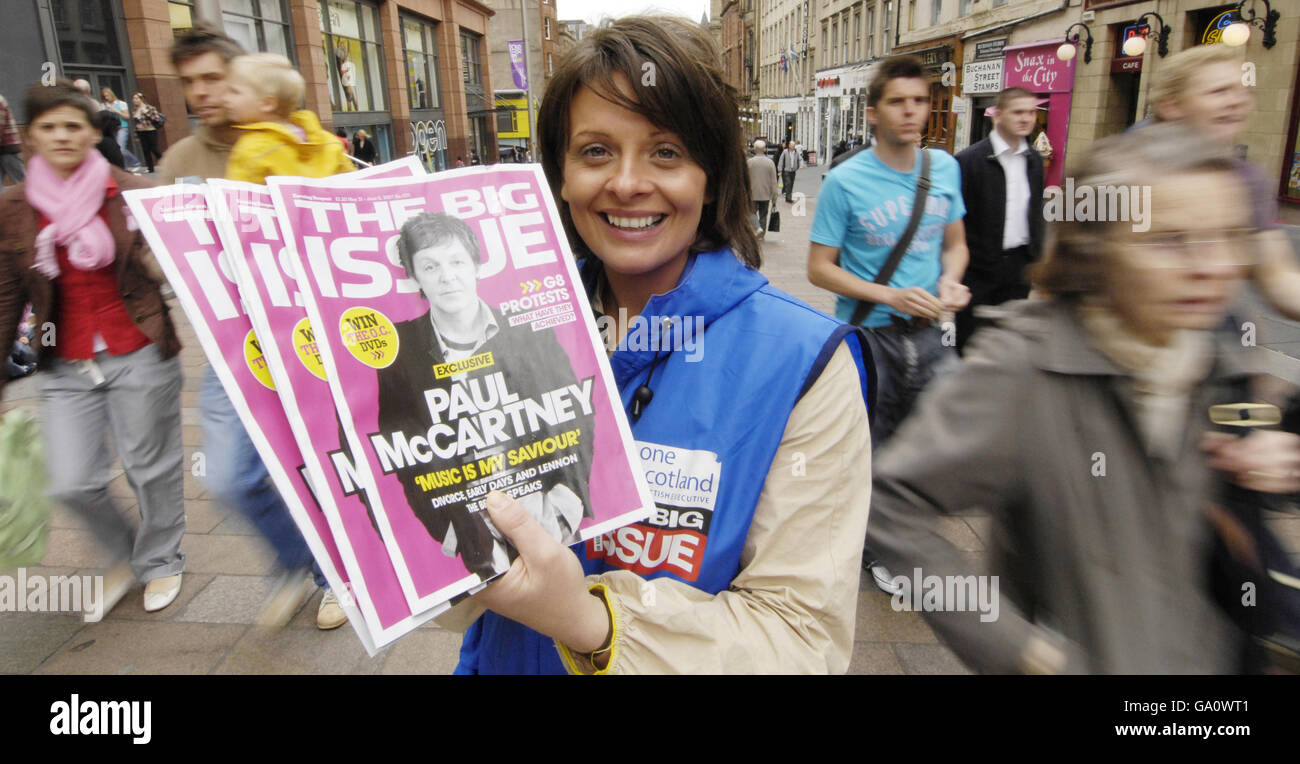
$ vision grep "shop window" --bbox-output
[402,15,441,110]
[221,0,292,60]
[169,1,194,38]
[52,0,123,66]
[321,0,386,113]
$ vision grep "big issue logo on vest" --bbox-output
[585,441,721,581]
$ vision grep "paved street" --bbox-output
[2,162,1299,675]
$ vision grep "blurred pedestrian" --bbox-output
[351,128,376,165]
[158,27,347,630]
[94,111,126,169]
[808,55,969,594]
[0,81,186,620]
[869,122,1268,673]
[954,87,1045,351]
[777,139,800,203]
[131,93,165,174]
[1144,43,1300,321]
[335,127,351,156]
[0,93,25,186]
[469,149,481,165]
[747,139,777,239]
[99,87,141,170]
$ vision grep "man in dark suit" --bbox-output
[954,87,1045,351]
[376,213,595,581]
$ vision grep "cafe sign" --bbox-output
[1003,41,1075,94]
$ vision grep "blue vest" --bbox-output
[455,249,871,674]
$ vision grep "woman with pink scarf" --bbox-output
[0,82,186,620]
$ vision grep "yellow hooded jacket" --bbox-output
[225,110,354,185]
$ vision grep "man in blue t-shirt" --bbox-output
[808,55,971,593]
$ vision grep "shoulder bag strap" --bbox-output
[847,149,932,327]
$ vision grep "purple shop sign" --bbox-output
[1002,40,1075,94]
[508,40,528,90]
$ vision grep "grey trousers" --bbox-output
[38,344,186,582]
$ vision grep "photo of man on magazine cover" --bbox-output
[376,212,595,581]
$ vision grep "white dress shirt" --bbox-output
[990,130,1031,251]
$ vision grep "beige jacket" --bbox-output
[439,342,872,673]
[747,154,779,202]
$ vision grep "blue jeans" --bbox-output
[200,370,326,587]
[861,323,959,449]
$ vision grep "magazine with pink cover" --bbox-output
[121,182,393,652]
[267,166,654,611]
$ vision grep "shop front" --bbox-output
[321,0,393,163]
[1002,39,1075,188]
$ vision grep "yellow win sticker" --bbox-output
[293,317,328,380]
[244,329,276,390]
[340,307,399,369]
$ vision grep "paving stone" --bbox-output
[210,510,259,536]
[214,624,377,674]
[894,642,974,675]
[39,528,118,569]
[847,640,905,675]
[0,612,89,673]
[379,628,462,675]
[854,571,938,644]
[34,621,245,674]
[183,498,231,535]
[180,534,277,576]
[173,574,274,624]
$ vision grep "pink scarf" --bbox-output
[24,151,116,279]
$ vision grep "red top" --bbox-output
[43,178,151,360]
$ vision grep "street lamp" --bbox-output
[1224,0,1281,49]
[1057,23,1093,64]
[1121,12,1171,57]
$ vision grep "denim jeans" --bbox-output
[861,324,959,449]
[200,370,325,586]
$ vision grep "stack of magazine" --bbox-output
[123,158,654,654]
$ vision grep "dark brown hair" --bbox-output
[537,15,760,268]
[397,212,481,278]
[867,55,925,108]
[24,80,97,126]
[996,87,1036,110]
[1031,122,1243,300]
[169,23,245,68]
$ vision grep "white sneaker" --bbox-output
[316,588,347,630]
[867,561,901,595]
[142,573,183,612]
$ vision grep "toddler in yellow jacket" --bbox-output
[221,53,354,184]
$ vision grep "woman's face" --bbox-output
[100,89,112,103]
[27,105,96,177]
[132,94,142,107]
[1104,170,1251,342]
[560,74,709,288]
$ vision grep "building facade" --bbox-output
[481,0,555,160]
[2,0,498,175]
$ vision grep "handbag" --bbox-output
[148,108,166,128]
[847,149,931,326]
[0,410,49,571]
[768,208,781,233]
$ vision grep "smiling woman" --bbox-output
[441,15,877,675]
